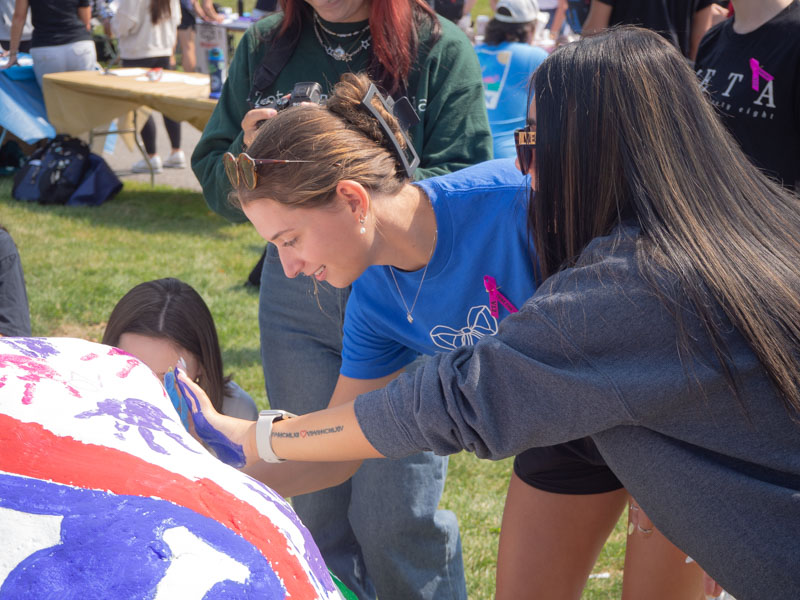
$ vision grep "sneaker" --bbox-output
[163,150,186,169]
[132,155,163,173]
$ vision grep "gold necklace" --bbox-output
[388,223,438,325]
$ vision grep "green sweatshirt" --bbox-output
[191,13,493,222]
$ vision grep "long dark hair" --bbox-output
[102,278,229,412]
[531,26,800,414]
[151,0,172,25]
[275,0,440,94]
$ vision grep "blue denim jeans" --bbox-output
[259,244,467,600]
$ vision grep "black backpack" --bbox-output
[12,135,91,205]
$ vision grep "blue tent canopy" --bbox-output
[0,55,56,144]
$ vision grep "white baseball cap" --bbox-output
[494,0,540,24]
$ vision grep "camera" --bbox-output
[265,82,323,111]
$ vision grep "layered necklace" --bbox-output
[388,203,438,324]
[313,13,371,62]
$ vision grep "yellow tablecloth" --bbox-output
[42,68,217,144]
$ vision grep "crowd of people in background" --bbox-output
[1,0,799,599]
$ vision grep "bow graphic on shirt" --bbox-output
[429,306,498,350]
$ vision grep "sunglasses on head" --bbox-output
[223,152,313,190]
[514,125,536,175]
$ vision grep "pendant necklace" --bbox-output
[313,13,371,62]
[388,213,438,325]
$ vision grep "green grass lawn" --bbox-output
[0,177,627,598]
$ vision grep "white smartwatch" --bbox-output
[256,409,297,463]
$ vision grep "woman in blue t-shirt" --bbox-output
[188,71,540,597]
[224,68,537,509]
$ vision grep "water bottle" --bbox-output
[208,47,225,99]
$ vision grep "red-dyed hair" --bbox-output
[277,0,440,94]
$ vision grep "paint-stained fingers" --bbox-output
[173,368,250,468]
[174,367,213,416]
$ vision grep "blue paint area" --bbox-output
[2,337,60,359]
[175,372,246,468]
[0,473,286,599]
[164,370,192,431]
[75,397,200,456]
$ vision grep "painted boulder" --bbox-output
[0,337,341,599]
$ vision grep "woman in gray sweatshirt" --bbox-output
[173,26,800,599]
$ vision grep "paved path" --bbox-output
[98,113,205,192]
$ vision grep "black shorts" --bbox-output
[513,437,623,495]
[121,56,171,69]
[178,4,196,30]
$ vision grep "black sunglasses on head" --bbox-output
[223,152,313,190]
[514,125,536,175]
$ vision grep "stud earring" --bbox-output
[359,215,366,235]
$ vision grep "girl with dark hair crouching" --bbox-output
[103,278,258,421]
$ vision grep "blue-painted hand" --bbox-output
[163,370,191,432]
[173,368,246,468]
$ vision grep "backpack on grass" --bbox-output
[12,135,91,205]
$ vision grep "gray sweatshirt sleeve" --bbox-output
[355,286,639,459]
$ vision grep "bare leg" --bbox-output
[495,472,628,600]
[177,28,196,73]
[622,499,704,600]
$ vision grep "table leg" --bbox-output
[88,111,154,187]
[131,111,154,187]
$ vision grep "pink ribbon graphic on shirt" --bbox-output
[484,275,519,319]
[749,58,774,92]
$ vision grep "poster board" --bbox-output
[195,22,229,74]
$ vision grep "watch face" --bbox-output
[259,409,295,421]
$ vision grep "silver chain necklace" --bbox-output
[314,13,369,38]
[313,15,371,62]
[388,226,438,324]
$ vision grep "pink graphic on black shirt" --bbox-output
[749,58,774,91]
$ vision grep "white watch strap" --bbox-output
[256,410,296,463]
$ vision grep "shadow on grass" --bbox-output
[222,346,263,371]
[0,179,243,237]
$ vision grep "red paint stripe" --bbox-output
[0,414,319,599]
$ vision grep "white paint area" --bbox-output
[0,506,63,581]
[153,526,250,599]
